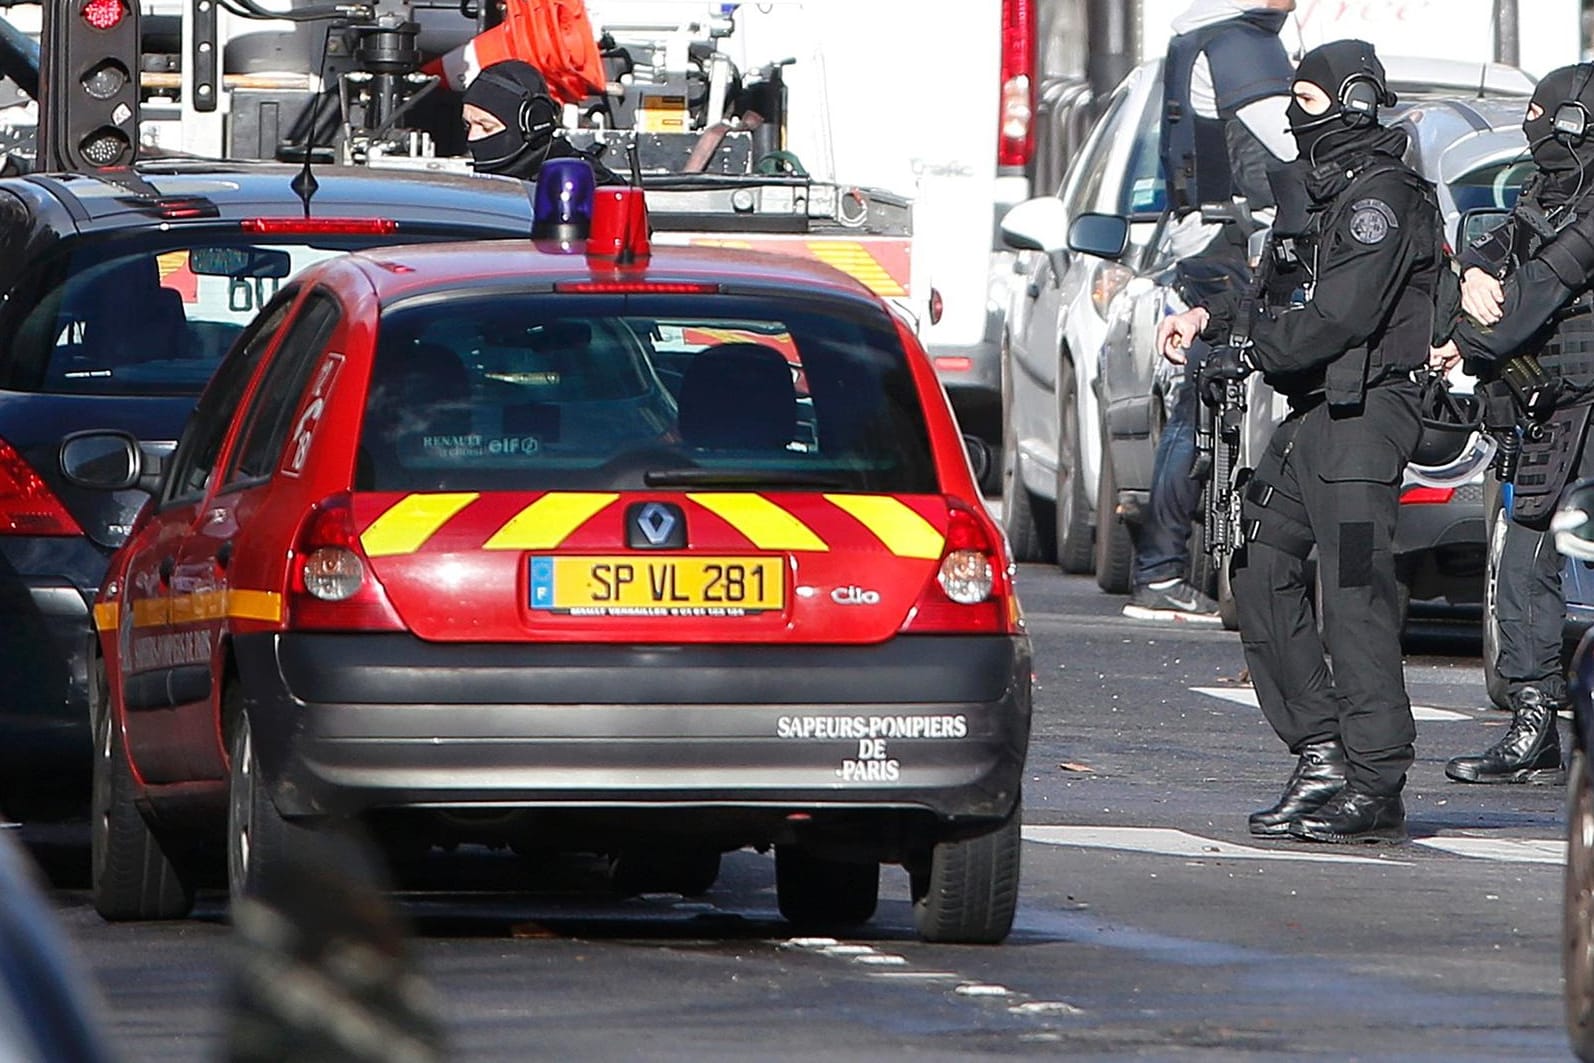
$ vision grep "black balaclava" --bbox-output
[1523,64,1594,208]
[1286,39,1394,164]
[462,60,558,178]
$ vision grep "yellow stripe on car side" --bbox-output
[362,493,480,557]
[825,495,945,560]
[688,493,829,552]
[228,590,283,623]
[93,602,119,632]
[485,492,620,550]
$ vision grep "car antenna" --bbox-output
[292,21,341,217]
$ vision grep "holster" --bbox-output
[1513,403,1593,527]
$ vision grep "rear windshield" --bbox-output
[1449,156,1532,215]
[357,292,938,493]
[0,231,459,396]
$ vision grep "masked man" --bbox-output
[1157,41,1443,842]
[461,59,620,184]
[1442,65,1594,786]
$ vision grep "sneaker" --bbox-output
[1122,579,1222,623]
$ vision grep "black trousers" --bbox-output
[1231,381,1421,795]
[1494,416,1594,701]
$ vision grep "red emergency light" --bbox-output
[81,0,126,31]
[588,186,651,265]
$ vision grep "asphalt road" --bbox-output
[21,565,1574,1061]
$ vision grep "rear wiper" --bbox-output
[643,468,846,488]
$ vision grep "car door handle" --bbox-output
[158,556,175,584]
[215,541,234,570]
[1026,281,1041,299]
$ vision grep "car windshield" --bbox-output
[0,231,446,396]
[1449,155,1534,214]
[357,292,939,493]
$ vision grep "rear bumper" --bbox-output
[234,633,1032,836]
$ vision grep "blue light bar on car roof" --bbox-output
[531,158,595,245]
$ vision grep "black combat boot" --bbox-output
[1444,687,1564,784]
[1288,787,1406,844]
[1248,740,1347,837]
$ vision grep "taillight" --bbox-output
[998,0,1036,169]
[287,494,403,630]
[554,281,718,294]
[0,438,82,536]
[240,218,398,236]
[902,503,1019,633]
[81,0,126,30]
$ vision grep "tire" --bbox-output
[1094,440,1133,594]
[611,848,722,897]
[1566,751,1594,1062]
[91,662,194,921]
[1000,351,1055,564]
[775,846,879,929]
[1055,359,1095,574]
[910,800,1021,945]
[227,697,312,909]
[1484,477,1512,710]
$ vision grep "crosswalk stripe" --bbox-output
[1022,825,1403,865]
[1023,825,1565,866]
[1191,686,1473,721]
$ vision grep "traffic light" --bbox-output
[40,0,142,170]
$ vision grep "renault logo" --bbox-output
[627,501,686,549]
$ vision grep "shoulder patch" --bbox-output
[1348,198,1399,245]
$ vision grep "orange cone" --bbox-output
[422,0,605,104]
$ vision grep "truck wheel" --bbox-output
[227,698,312,909]
[775,846,878,928]
[910,801,1021,945]
[1566,751,1594,1062]
[91,663,194,921]
[1483,479,1511,709]
[1055,359,1095,574]
[1094,441,1133,594]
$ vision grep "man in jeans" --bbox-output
[1123,0,1297,622]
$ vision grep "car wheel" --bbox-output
[1094,437,1133,594]
[1000,348,1055,563]
[1055,359,1095,574]
[1483,477,1511,710]
[1566,751,1594,1062]
[227,697,310,909]
[910,800,1021,945]
[775,846,879,928]
[611,848,722,897]
[91,662,194,921]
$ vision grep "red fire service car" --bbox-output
[71,161,1033,944]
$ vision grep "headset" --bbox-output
[473,69,559,149]
[1553,63,1594,144]
[1337,70,1394,127]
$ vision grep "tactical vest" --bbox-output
[1160,13,1292,216]
[1536,291,1594,389]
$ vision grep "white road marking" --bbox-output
[955,983,1013,997]
[852,954,909,966]
[1023,825,1404,864]
[1010,1001,1085,1017]
[1191,686,1473,721]
[1413,837,1566,864]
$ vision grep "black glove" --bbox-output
[1498,353,1559,421]
[1198,345,1250,408]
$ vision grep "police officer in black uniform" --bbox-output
[1158,40,1443,842]
[1442,64,1594,785]
[461,59,622,184]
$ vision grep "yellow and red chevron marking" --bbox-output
[683,236,910,298]
[95,588,283,632]
[354,491,945,561]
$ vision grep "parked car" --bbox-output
[997,60,1165,575]
[1089,88,1533,616]
[1554,479,1594,1062]
[0,161,539,822]
[76,178,1032,944]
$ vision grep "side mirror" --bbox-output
[60,431,147,493]
[1067,212,1130,260]
[999,197,1070,254]
[1458,208,1510,248]
[1554,479,1594,561]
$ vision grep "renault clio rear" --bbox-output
[84,171,1033,943]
